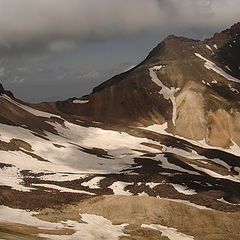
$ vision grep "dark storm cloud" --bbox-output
[0,0,239,50]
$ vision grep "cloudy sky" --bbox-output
[0,0,239,102]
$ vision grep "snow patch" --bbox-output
[171,184,196,195]
[146,182,160,188]
[81,177,105,189]
[217,197,240,205]
[228,84,239,93]
[211,80,218,84]
[1,94,60,118]
[0,206,128,240]
[225,65,232,72]
[195,53,240,83]
[205,44,212,51]
[0,206,63,229]
[0,165,34,192]
[149,66,180,125]
[109,181,132,196]
[213,44,218,49]
[142,223,194,240]
[40,214,128,240]
[73,99,89,104]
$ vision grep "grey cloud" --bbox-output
[0,0,239,50]
[0,0,162,48]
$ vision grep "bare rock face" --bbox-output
[0,84,4,93]
[175,82,206,140]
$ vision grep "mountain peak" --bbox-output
[0,83,14,97]
[0,83,4,93]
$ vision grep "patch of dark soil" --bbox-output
[0,163,14,168]
[53,143,65,148]
[78,146,113,159]
[0,186,93,210]
[31,133,50,141]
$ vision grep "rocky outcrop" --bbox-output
[0,83,14,98]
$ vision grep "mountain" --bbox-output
[0,23,240,240]
[40,22,240,149]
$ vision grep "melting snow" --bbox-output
[40,214,128,240]
[81,177,105,189]
[189,164,240,183]
[0,206,63,229]
[139,123,240,158]
[146,182,160,188]
[217,197,240,205]
[171,184,196,195]
[0,165,34,192]
[73,99,89,104]
[0,120,160,192]
[138,191,149,196]
[205,44,212,51]
[109,181,132,196]
[149,66,180,125]
[225,65,232,72]
[228,84,239,93]
[142,223,194,240]
[0,206,128,240]
[1,94,60,118]
[195,53,240,83]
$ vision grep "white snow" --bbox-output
[81,177,105,189]
[109,181,132,196]
[166,198,212,210]
[142,224,194,240]
[140,122,169,135]
[139,124,240,157]
[171,184,196,195]
[40,214,128,240]
[138,191,149,196]
[217,197,240,205]
[0,206,128,240]
[0,120,161,192]
[189,164,240,183]
[0,165,35,192]
[213,44,218,49]
[40,173,86,182]
[73,99,89,104]
[1,94,60,118]
[211,80,218,84]
[146,182,160,188]
[195,53,240,83]
[0,206,63,229]
[225,65,232,72]
[32,183,96,195]
[205,44,212,51]
[149,66,180,125]
[228,84,239,93]
[202,80,206,84]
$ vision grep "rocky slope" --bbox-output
[47,22,240,148]
[0,23,240,240]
